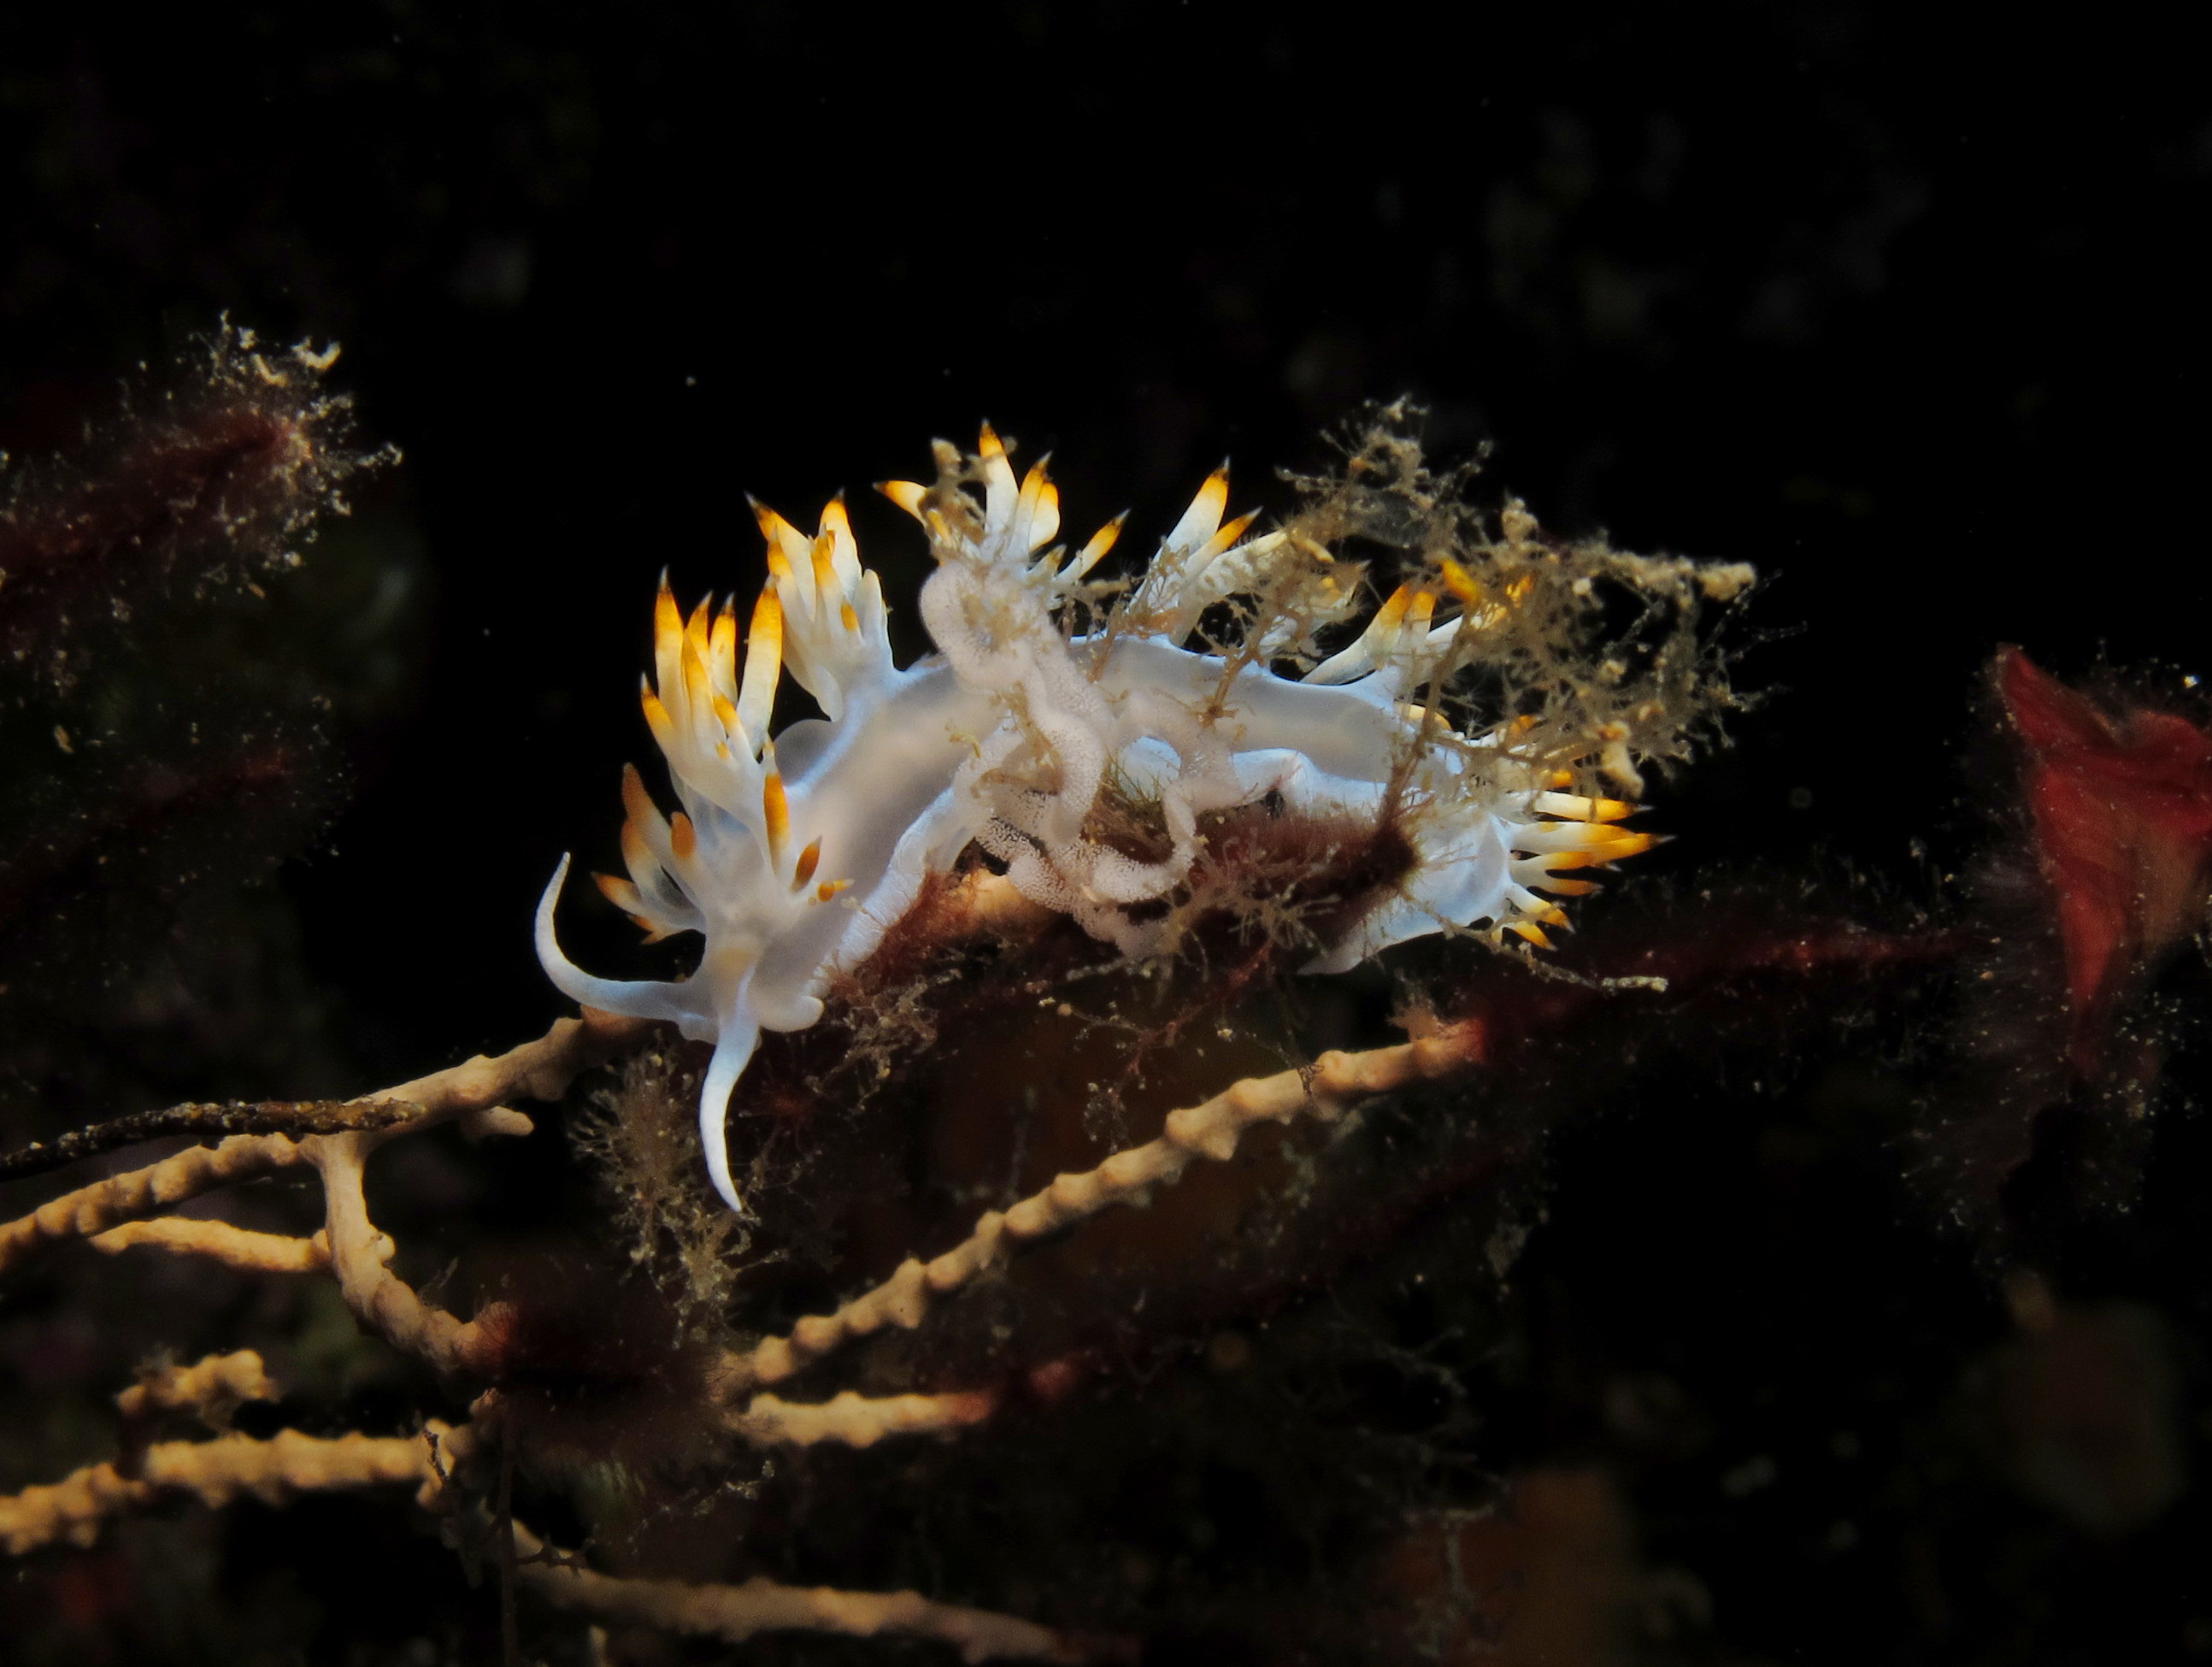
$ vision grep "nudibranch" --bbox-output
[539,425,1731,1211]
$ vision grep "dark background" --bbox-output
[4,3,2208,1069]
[3,4,2210,1664]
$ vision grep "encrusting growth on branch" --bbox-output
[0,1099,426,1183]
[732,1388,1002,1447]
[0,1410,1118,1660]
[114,1349,278,1426]
[0,1430,431,1556]
[0,1133,319,1275]
[91,1217,332,1273]
[1,1006,1490,1655]
[0,1010,652,1281]
[0,1001,1128,1655]
[311,1130,511,1376]
[434,1420,1120,1660]
[503,1517,1120,1664]
[722,1022,1488,1399]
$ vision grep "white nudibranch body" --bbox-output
[538,427,1661,1211]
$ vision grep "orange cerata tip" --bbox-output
[654,575,681,647]
[1016,458,1049,515]
[1521,848,1603,873]
[1595,829,1658,861]
[679,633,709,704]
[791,836,822,890]
[749,496,796,580]
[1068,511,1127,579]
[669,811,697,860]
[1193,462,1230,515]
[760,748,790,863]
[1533,791,1639,823]
[1537,876,1601,898]
[592,871,643,911]
[639,683,678,752]
[1439,558,1482,607]
[1197,506,1260,563]
[738,585,783,739]
[878,479,929,518]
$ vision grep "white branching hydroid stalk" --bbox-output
[538,423,1732,1211]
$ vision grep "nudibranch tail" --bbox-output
[537,414,1745,1214]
